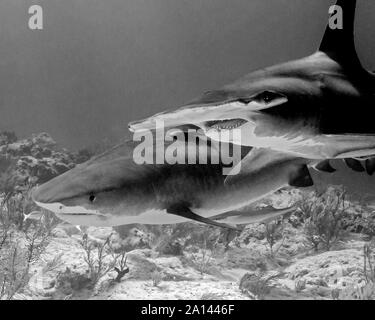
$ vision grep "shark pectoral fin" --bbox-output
[314,160,336,173]
[224,148,297,186]
[366,158,375,176]
[289,165,314,188]
[344,158,365,173]
[167,204,240,231]
[212,206,296,225]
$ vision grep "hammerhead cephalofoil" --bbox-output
[32,137,310,228]
[129,0,375,166]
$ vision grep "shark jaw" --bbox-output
[128,98,292,151]
[33,199,191,227]
[33,200,112,227]
[205,119,248,132]
[128,96,288,134]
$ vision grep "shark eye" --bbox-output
[89,194,96,203]
[255,91,283,104]
[237,91,285,106]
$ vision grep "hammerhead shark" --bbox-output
[128,0,375,177]
[32,136,307,229]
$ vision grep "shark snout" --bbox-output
[31,169,82,206]
[31,184,67,215]
[31,183,54,205]
[32,180,106,218]
[128,117,158,133]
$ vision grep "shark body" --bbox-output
[32,137,304,228]
[32,0,374,228]
[128,0,375,164]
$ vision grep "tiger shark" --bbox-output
[128,0,375,173]
[31,136,308,229]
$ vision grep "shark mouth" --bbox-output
[34,200,106,217]
[61,213,98,216]
[205,119,247,131]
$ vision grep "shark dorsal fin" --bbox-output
[319,0,362,68]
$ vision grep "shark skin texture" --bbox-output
[128,0,375,179]
[32,137,304,229]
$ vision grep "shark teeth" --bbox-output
[206,119,247,131]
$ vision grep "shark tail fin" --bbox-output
[319,0,362,68]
